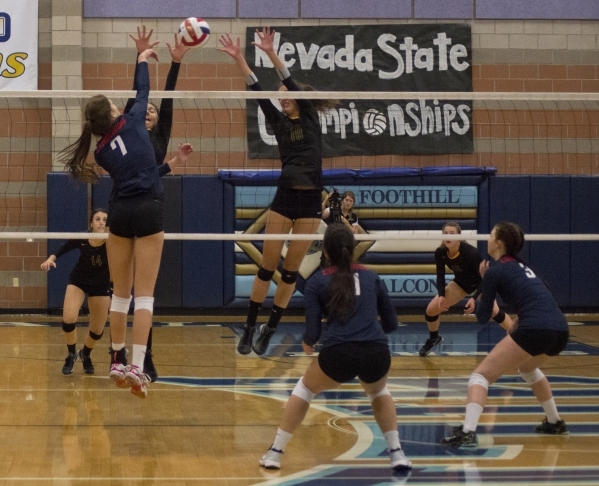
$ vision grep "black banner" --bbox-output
[245,24,473,159]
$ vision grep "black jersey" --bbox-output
[95,61,162,201]
[435,241,483,296]
[477,256,568,331]
[54,239,109,288]
[125,60,181,177]
[303,264,398,349]
[248,75,322,190]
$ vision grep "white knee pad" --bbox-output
[110,295,132,313]
[367,386,391,403]
[291,378,315,404]
[468,372,489,390]
[519,368,545,385]
[134,296,154,313]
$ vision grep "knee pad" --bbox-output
[519,368,545,386]
[367,386,391,403]
[280,269,298,284]
[110,295,132,314]
[492,310,506,324]
[291,377,316,404]
[89,330,104,341]
[134,296,154,313]
[425,312,439,322]
[468,372,489,390]
[256,266,275,282]
[62,322,76,333]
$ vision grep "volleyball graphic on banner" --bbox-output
[362,109,387,136]
[177,17,210,48]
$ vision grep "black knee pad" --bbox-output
[425,312,439,322]
[280,269,298,284]
[62,322,76,333]
[89,330,104,341]
[256,266,275,282]
[492,310,506,324]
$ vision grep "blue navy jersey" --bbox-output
[476,256,568,331]
[303,264,398,348]
[435,241,483,296]
[248,75,322,190]
[53,239,109,288]
[94,61,162,200]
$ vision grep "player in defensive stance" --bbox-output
[419,221,512,356]
[442,221,569,447]
[259,223,412,471]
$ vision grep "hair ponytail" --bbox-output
[323,223,356,321]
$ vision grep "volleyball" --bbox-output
[177,17,210,48]
[362,109,387,136]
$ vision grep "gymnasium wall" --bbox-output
[1,0,598,309]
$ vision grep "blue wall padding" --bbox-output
[529,177,570,306]
[181,176,225,307]
[154,177,182,307]
[569,177,599,307]
[47,173,88,308]
[223,182,237,305]
[360,219,477,231]
[359,252,436,264]
[91,176,112,210]
[489,176,531,263]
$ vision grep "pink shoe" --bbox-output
[109,362,128,388]
[125,365,150,398]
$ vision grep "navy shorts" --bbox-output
[318,341,391,384]
[270,187,321,220]
[109,193,164,238]
[511,328,569,356]
[69,278,111,297]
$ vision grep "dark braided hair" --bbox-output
[494,221,525,258]
[323,223,356,321]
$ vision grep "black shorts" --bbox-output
[69,278,111,297]
[109,194,164,238]
[318,341,391,384]
[511,328,569,356]
[453,279,479,295]
[270,187,321,220]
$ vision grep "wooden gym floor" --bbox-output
[0,314,597,485]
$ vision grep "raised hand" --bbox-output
[217,33,241,58]
[138,48,159,63]
[166,33,190,63]
[129,25,160,53]
[252,26,275,53]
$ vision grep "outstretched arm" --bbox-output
[218,33,253,77]
[125,25,160,114]
[161,142,193,175]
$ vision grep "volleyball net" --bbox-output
[1,89,599,310]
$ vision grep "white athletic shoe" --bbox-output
[125,365,150,398]
[259,447,283,469]
[109,362,128,388]
[389,448,412,471]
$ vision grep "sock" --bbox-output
[147,327,153,350]
[112,343,125,351]
[82,345,92,357]
[267,304,285,329]
[430,330,439,340]
[383,430,401,451]
[462,403,484,432]
[540,398,560,423]
[132,344,147,370]
[272,428,293,452]
[67,344,76,355]
[246,300,262,328]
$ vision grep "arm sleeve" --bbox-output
[152,61,181,160]
[123,56,139,115]
[127,62,150,124]
[53,239,80,259]
[376,275,398,333]
[303,279,324,346]
[277,67,313,113]
[158,163,171,177]
[247,79,284,129]
[475,270,497,324]
[435,248,447,297]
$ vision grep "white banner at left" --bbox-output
[0,0,38,90]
